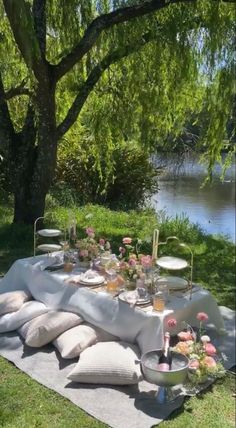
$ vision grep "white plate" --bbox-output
[156,276,189,290]
[156,256,188,270]
[37,244,62,252]
[77,270,105,285]
[37,229,62,237]
[119,291,151,305]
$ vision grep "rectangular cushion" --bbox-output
[67,341,142,385]
[53,322,119,359]
[0,290,31,316]
[0,300,49,333]
[21,311,83,347]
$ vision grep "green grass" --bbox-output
[0,203,235,428]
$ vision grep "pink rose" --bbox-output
[197,312,209,322]
[119,247,126,254]
[79,249,88,258]
[189,359,200,369]
[99,238,105,246]
[167,318,177,328]
[119,261,128,270]
[122,237,132,245]
[204,343,217,356]
[202,356,217,368]
[140,255,152,267]
[86,227,95,238]
[177,331,194,341]
[128,258,136,266]
[174,341,190,355]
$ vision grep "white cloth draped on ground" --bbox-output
[0,254,226,353]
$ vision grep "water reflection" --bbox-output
[151,156,235,242]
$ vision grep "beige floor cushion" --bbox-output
[53,322,119,359]
[67,341,142,385]
[20,311,83,347]
[0,290,31,316]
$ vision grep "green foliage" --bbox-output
[53,137,160,210]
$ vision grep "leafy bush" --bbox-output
[52,139,160,210]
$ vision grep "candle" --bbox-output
[152,229,159,261]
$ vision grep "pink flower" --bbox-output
[79,249,88,258]
[197,312,209,322]
[167,318,177,328]
[202,356,217,368]
[119,261,128,270]
[204,343,217,356]
[177,331,194,341]
[123,237,132,245]
[189,359,200,369]
[99,238,105,246]
[119,247,126,254]
[128,258,137,266]
[140,255,152,267]
[86,227,95,238]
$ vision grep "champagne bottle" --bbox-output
[158,332,172,371]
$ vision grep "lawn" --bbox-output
[0,203,235,428]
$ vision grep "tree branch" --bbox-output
[3,0,47,81]
[53,0,192,81]
[56,32,155,138]
[4,79,31,100]
[32,0,47,58]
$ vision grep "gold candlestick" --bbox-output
[152,229,159,261]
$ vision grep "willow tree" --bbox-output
[0,0,235,224]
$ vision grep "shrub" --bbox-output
[52,140,160,210]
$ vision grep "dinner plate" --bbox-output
[119,291,151,305]
[76,270,105,286]
[37,229,62,237]
[37,244,62,252]
[156,256,188,270]
[156,275,189,290]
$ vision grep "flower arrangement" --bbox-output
[75,227,111,263]
[167,313,225,385]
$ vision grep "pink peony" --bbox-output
[202,356,217,368]
[204,343,217,356]
[177,331,194,341]
[167,318,177,328]
[123,237,132,245]
[99,238,105,246]
[189,359,200,369]
[197,312,209,322]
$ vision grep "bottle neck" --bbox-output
[163,334,170,356]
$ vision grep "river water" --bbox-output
[151,155,235,242]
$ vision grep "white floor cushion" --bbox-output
[53,322,119,359]
[20,311,83,347]
[67,341,142,385]
[0,290,31,316]
[0,301,49,333]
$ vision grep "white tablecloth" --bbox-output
[0,254,225,353]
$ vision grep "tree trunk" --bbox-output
[13,84,57,225]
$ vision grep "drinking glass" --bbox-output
[153,291,165,312]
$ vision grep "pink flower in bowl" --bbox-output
[202,356,217,368]
[123,237,132,245]
[204,343,217,356]
[197,312,209,322]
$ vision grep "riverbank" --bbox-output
[0,203,235,428]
